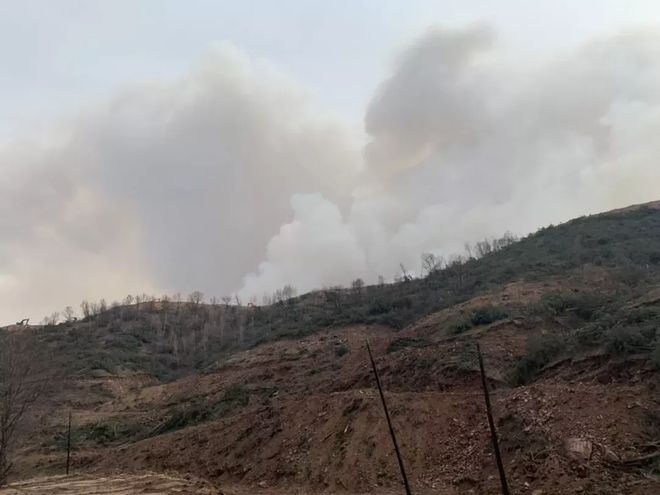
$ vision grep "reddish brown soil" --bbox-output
[11,286,660,494]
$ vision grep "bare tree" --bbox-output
[41,312,60,326]
[89,301,100,316]
[62,306,75,323]
[234,294,245,345]
[475,239,493,258]
[134,294,144,311]
[351,278,365,299]
[464,242,474,260]
[399,263,412,283]
[188,291,204,306]
[188,290,204,306]
[159,297,170,334]
[172,293,182,316]
[421,253,443,276]
[0,333,46,487]
[80,300,91,319]
[281,285,297,300]
[493,231,518,251]
[325,287,343,311]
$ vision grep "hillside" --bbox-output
[2,201,660,494]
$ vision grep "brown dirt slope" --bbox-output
[8,202,660,494]
[24,293,656,495]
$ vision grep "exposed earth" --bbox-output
[2,202,660,494]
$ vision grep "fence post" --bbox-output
[65,411,72,475]
[366,340,412,495]
[476,343,510,495]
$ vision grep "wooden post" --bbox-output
[476,343,510,495]
[65,411,72,475]
[366,340,412,495]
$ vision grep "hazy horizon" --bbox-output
[3,1,660,324]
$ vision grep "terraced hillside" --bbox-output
[2,201,660,494]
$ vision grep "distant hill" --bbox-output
[3,200,659,494]
[26,199,660,380]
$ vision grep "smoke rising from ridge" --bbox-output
[239,25,660,295]
[2,27,660,322]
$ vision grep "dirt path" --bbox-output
[0,473,220,494]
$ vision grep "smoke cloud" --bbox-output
[2,27,660,323]
[240,25,660,295]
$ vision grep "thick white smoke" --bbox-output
[239,25,660,296]
[0,44,360,322]
[2,26,660,323]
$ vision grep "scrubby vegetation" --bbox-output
[7,203,660,386]
[513,332,568,385]
[450,305,509,334]
[386,337,430,353]
[513,289,660,384]
[152,385,250,435]
[54,421,149,448]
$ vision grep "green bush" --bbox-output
[53,421,148,448]
[367,299,392,315]
[450,318,473,335]
[152,384,250,435]
[605,326,650,356]
[470,306,508,325]
[450,305,508,334]
[335,344,349,357]
[651,342,660,369]
[386,337,430,353]
[537,292,606,321]
[513,332,567,385]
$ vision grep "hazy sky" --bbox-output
[5,0,660,139]
[2,1,660,323]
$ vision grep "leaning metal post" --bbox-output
[366,340,412,495]
[476,342,510,495]
[66,411,72,475]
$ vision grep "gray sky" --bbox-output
[2,1,660,324]
[4,0,660,139]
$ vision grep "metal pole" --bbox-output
[366,340,412,495]
[476,343,510,495]
[66,411,71,475]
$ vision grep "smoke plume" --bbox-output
[2,27,660,322]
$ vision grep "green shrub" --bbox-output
[605,326,649,356]
[652,342,660,369]
[450,318,473,335]
[513,332,567,385]
[335,344,349,357]
[367,299,392,315]
[152,385,250,435]
[53,421,148,448]
[386,337,430,353]
[537,292,606,321]
[470,306,508,326]
[449,305,508,334]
